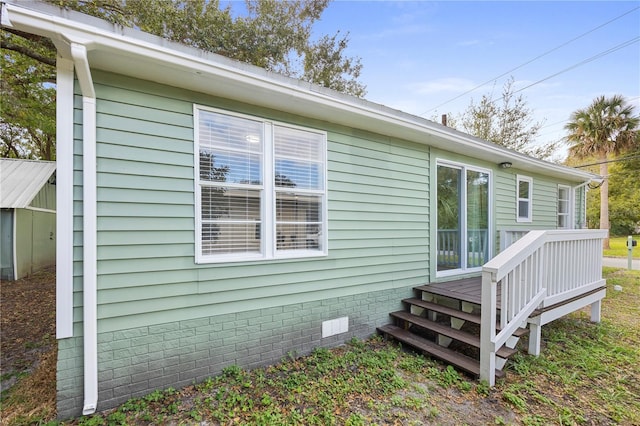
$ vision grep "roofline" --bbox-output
[2,0,598,183]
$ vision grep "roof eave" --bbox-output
[3,1,598,184]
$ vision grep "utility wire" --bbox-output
[421,6,640,115]
[505,37,640,98]
[539,119,568,130]
[574,154,640,168]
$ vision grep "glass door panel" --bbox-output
[437,165,461,271]
[467,170,489,268]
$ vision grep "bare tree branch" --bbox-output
[2,27,55,47]
[1,39,56,67]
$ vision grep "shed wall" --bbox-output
[30,181,56,211]
[14,208,56,279]
[0,209,14,280]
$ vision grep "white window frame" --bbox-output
[516,175,533,223]
[194,105,328,263]
[557,184,572,229]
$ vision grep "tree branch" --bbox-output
[2,27,56,48]
[1,39,56,67]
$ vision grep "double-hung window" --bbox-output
[516,175,533,222]
[195,106,327,263]
[557,185,571,229]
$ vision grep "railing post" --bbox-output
[528,316,542,356]
[480,270,497,386]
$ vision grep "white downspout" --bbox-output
[70,42,98,416]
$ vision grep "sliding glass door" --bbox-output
[437,162,490,274]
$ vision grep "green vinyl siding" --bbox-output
[75,70,430,333]
[496,171,575,230]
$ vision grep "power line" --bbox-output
[574,154,640,168]
[420,6,640,115]
[539,119,568,131]
[505,37,640,98]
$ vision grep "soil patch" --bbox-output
[0,267,57,414]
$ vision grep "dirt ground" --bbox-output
[0,267,57,421]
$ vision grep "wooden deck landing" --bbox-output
[415,276,501,306]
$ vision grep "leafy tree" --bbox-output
[1,0,366,160]
[447,77,556,160]
[565,95,640,247]
[1,29,56,160]
[585,159,640,236]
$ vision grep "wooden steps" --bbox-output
[378,324,505,379]
[378,279,528,380]
[403,298,480,324]
[389,311,517,359]
[402,298,529,337]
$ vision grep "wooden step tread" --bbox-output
[403,298,481,324]
[414,284,483,305]
[378,324,505,379]
[508,327,530,338]
[390,311,516,359]
[405,298,529,338]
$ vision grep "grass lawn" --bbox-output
[604,235,640,258]
[2,268,639,425]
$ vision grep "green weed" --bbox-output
[502,390,526,410]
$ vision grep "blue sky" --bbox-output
[308,1,640,159]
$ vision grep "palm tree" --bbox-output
[565,95,639,249]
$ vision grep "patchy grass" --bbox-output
[62,338,515,426]
[604,235,640,258]
[2,267,639,425]
[0,347,57,426]
[498,267,640,425]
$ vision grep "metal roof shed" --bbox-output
[1,158,57,280]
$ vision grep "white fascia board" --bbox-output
[3,1,598,184]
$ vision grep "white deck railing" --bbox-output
[479,229,607,385]
[499,229,529,251]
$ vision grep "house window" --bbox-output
[195,106,327,263]
[557,185,571,229]
[516,175,532,222]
